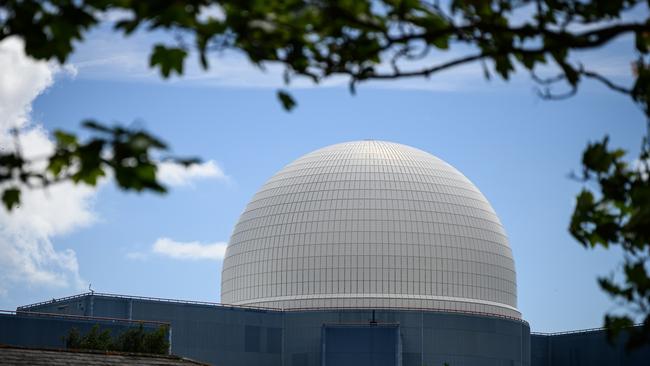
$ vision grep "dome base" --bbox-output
[230,293,521,319]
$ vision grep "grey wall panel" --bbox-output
[21,294,650,366]
[18,294,530,366]
[282,309,529,366]
[23,295,283,366]
[531,332,650,366]
[127,302,283,366]
[16,298,86,316]
[0,313,159,350]
[93,297,129,318]
[323,325,399,366]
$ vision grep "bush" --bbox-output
[64,324,169,354]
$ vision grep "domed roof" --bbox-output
[221,141,519,318]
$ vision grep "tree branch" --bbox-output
[581,69,633,95]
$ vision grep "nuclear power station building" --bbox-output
[1,141,648,365]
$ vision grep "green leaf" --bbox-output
[48,155,71,176]
[2,188,21,211]
[493,55,514,80]
[150,45,187,78]
[569,189,596,246]
[135,164,156,182]
[74,167,106,186]
[114,19,140,35]
[582,137,624,174]
[635,31,650,53]
[54,131,78,146]
[277,90,297,111]
[431,36,449,50]
[516,53,545,70]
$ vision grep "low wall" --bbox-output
[531,328,650,366]
[0,311,164,351]
[14,293,531,366]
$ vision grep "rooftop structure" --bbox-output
[0,345,208,366]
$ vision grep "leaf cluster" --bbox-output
[3,1,650,108]
[570,135,650,348]
[0,121,198,211]
[64,324,170,355]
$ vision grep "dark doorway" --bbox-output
[322,324,401,366]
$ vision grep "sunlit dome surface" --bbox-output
[221,141,519,318]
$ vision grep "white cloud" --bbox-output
[0,36,231,297]
[198,4,225,22]
[152,237,227,261]
[0,38,55,131]
[0,37,94,295]
[157,160,227,187]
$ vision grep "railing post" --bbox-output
[168,326,173,355]
[89,293,94,317]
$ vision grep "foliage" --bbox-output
[114,323,170,354]
[64,324,170,354]
[65,325,112,351]
[2,0,650,346]
[3,1,650,99]
[570,135,650,348]
[0,121,198,210]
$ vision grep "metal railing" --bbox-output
[16,292,279,312]
[531,323,643,336]
[16,292,528,325]
[0,309,169,327]
[15,293,91,310]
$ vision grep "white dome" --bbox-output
[221,141,519,318]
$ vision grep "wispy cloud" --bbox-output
[65,13,637,94]
[151,238,227,261]
[157,160,228,187]
[66,25,472,91]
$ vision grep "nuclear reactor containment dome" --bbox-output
[221,141,519,318]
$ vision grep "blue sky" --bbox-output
[0,18,645,333]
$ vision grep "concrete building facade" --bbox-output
[6,293,530,366]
